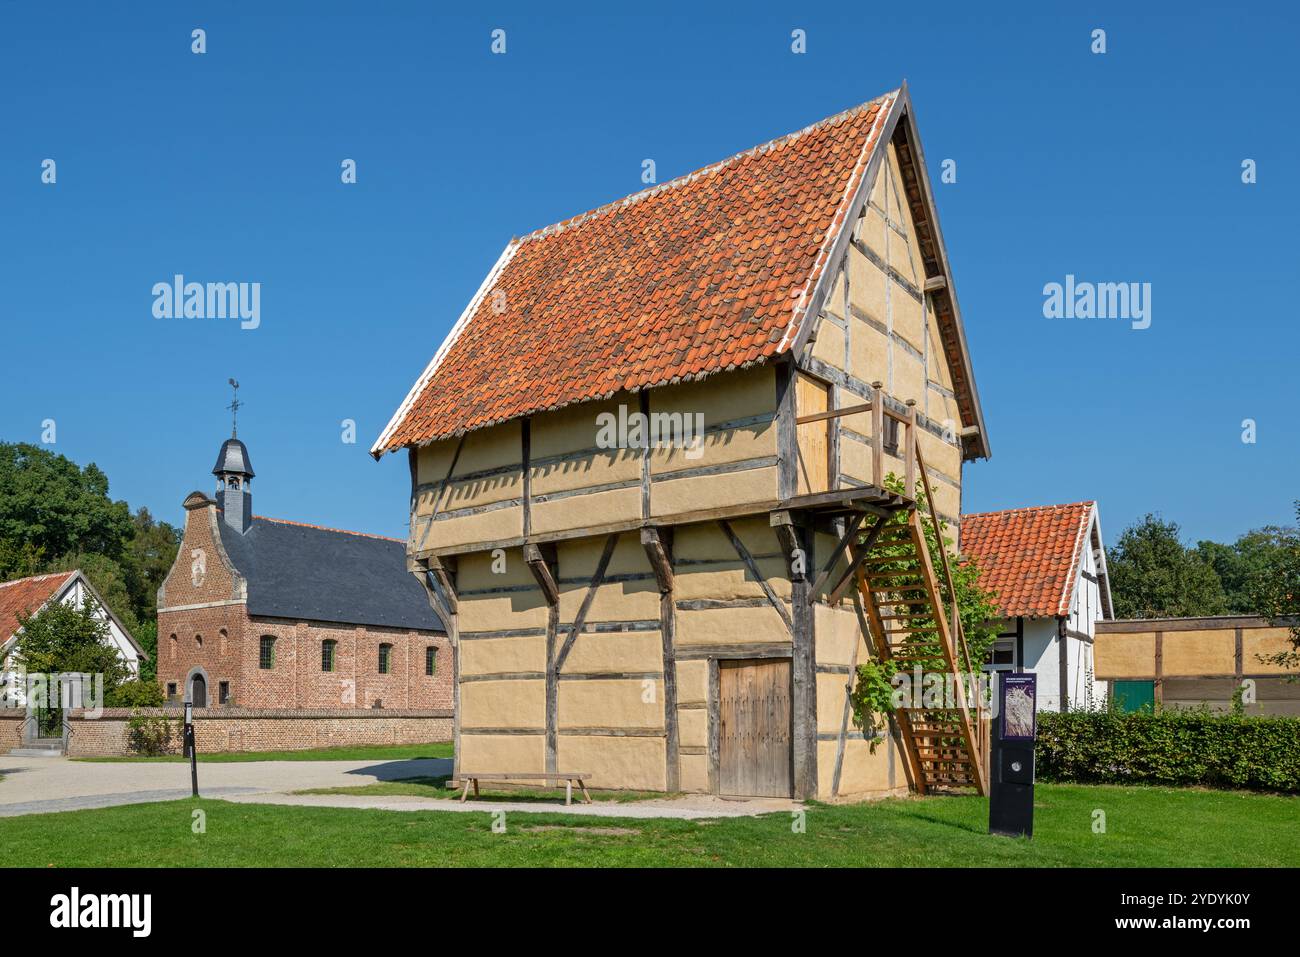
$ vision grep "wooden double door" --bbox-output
[718,658,793,797]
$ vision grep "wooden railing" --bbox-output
[793,379,920,498]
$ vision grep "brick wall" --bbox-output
[156,497,454,711]
[0,708,452,757]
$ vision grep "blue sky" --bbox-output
[2,1,1296,547]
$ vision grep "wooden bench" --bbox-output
[451,772,593,806]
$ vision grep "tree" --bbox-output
[0,443,133,575]
[13,597,131,692]
[1107,514,1227,618]
[1197,525,1300,614]
[1250,502,1300,670]
[120,507,180,624]
[0,443,179,647]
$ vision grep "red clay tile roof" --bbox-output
[0,571,75,646]
[374,91,899,454]
[960,503,1096,618]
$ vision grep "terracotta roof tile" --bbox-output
[961,503,1095,618]
[0,571,75,646]
[375,91,898,453]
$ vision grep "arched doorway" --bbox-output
[190,673,207,708]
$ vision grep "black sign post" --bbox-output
[989,673,1036,838]
[183,700,199,798]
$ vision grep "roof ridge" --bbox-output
[511,90,898,247]
[251,515,404,543]
[0,571,74,590]
[1057,506,1096,616]
[962,501,1095,520]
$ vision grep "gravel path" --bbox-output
[0,755,451,817]
[0,755,797,819]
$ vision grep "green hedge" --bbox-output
[1035,710,1300,792]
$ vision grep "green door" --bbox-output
[1112,680,1155,713]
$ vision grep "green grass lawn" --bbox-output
[73,742,452,764]
[3,783,1296,867]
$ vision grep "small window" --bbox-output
[378,643,392,675]
[986,638,1016,672]
[219,681,230,705]
[167,682,177,698]
[322,639,337,673]
[195,634,203,649]
[425,646,437,677]
[259,635,277,670]
[883,416,900,457]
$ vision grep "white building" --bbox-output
[961,502,1112,712]
[0,570,145,707]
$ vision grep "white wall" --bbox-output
[0,575,140,708]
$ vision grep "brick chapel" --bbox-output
[156,428,450,711]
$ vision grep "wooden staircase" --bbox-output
[849,501,988,795]
[795,387,989,796]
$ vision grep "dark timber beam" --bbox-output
[524,543,559,774]
[641,526,679,791]
[524,543,559,606]
[808,512,866,598]
[772,512,817,800]
[415,555,460,781]
[640,528,674,594]
[826,516,890,606]
[425,556,459,618]
[770,510,807,583]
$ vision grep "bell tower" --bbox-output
[213,379,255,533]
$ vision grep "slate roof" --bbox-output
[960,503,1097,619]
[216,515,442,632]
[213,437,255,477]
[373,91,904,454]
[0,571,75,646]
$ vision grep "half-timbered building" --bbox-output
[961,502,1113,711]
[374,85,992,800]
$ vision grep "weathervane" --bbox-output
[227,378,241,438]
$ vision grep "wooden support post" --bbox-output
[773,512,817,799]
[641,527,679,792]
[419,556,460,783]
[808,512,864,597]
[526,543,560,775]
[524,544,559,605]
[1154,631,1164,706]
[1058,617,1069,712]
[870,381,885,489]
[904,399,917,496]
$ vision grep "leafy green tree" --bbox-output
[133,619,158,683]
[1250,502,1300,670]
[0,443,132,573]
[1,444,179,659]
[120,507,180,624]
[1108,514,1227,618]
[105,677,164,708]
[13,598,131,691]
[1198,526,1300,614]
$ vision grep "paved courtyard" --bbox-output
[0,755,452,817]
[0,755,798,820]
